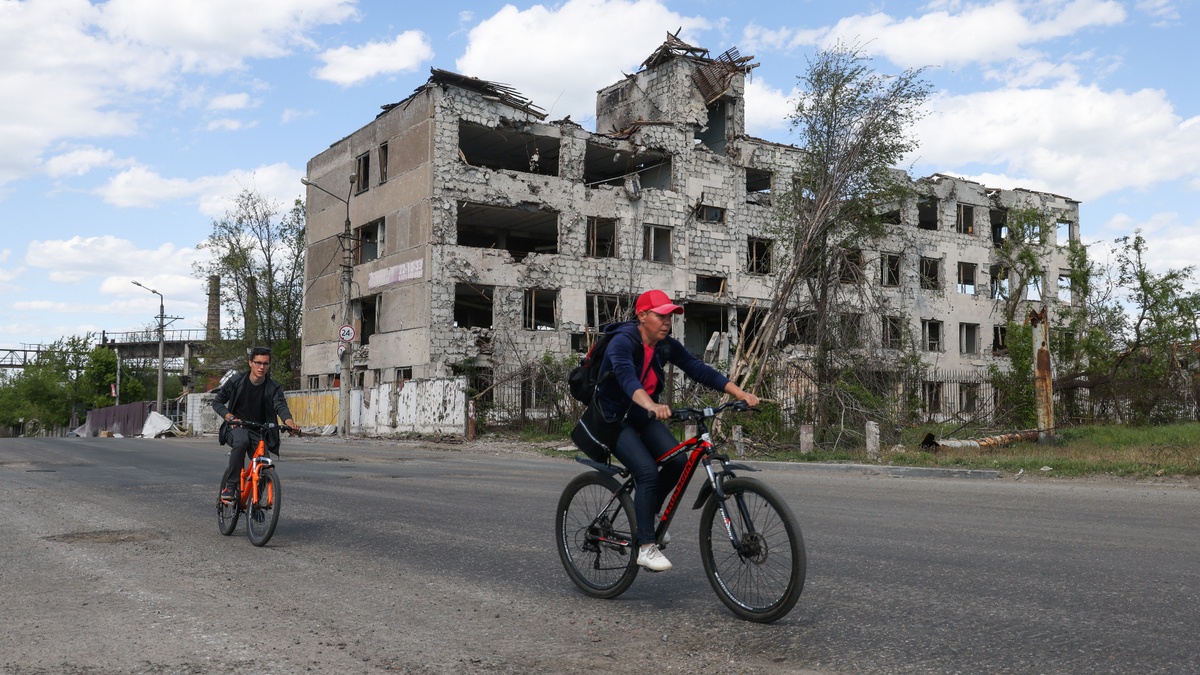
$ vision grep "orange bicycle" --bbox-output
[217,420,295,546]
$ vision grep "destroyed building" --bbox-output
[300,36,1080,409]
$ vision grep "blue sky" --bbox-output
[0,0,1196,347]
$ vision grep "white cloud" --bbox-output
[744,78,799,136]
[0,249,10,263]
[744,0,1126,72]
[206,118,257,131]
[1136,0,1180,25]
[281,108,316,123]
[43,146,132,177]
[910,83,1200,202]
[93,162,302,215]
[24,236,203,287]
[207,93,253,110]
[11,297,202,316]
[0,263,26,295]
[1091,212,1200,274]
[314,31,434,86]
[457,0,711,124]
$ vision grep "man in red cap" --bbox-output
[592,289,758,571]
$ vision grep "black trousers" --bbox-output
[222,427,262,490]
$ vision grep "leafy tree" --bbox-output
[192,188,305,387]
[991,206,1053,325]
[0,336,93,428]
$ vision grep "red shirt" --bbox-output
[641,343,657,396]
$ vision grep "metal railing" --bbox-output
[101,328,244,344]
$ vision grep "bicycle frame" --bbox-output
[227,431,276,511]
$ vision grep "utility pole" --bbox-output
[301,174,357,436]
[133,281,180,416]
[1028,305,1055,444]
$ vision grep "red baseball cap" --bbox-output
[635,290,683,315]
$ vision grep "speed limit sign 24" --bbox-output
[339,324,355,342]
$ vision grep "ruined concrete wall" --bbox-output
[349,377,467,435]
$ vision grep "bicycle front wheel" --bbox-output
[699,477,806,623]
[555,471,639,599]
[246,469,281,546]
[217,467,239,536]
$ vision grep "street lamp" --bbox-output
[131,280,166,415]
[300,174,357,437]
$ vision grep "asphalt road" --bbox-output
[2,435,1198,675]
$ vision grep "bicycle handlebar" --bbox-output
[226,419,303,436]
[669,400,760,421]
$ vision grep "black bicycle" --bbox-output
[555,400,806,622]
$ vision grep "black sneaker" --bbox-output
[221,486,237,503]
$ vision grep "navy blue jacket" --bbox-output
[595,321,730,424]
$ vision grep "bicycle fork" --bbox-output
[704,461,755,550]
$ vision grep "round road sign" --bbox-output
[339,324,355,342]
[337,343,348,358]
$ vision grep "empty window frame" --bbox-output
[1056,220,1073,246]
[918,198,938,230]
[307,375,321,390]
[960,383,979,414]
[960,323,979,355]
[586,217,617,258]
[1058,272,1073,304]
[993,325,1008,352]
[883,316,904,349]
[1027,274,1043,302]
[990,265,1010,299]
[747,237,773,274]
[456,201,558,260]
[882,253,901,287]
[586,293,633,330]
[746,168,772,193]
[583,143,670,189]
[920,257,941,290]
[956,204,975,235]
[355,219,384,264]
[696,275,726,294]
[523,289,557,330]
[395,367,413,382]
[697,98,729,154]
[990,209,1007,247]
[922,319,943,351]
[698,205,725,224]
[358,295,378,345]
[880,208,902,225]
[787,313,819,346]
[457,121,560,177]
[683,302,728,356]
[453,284,493,329]
[957,262,977,294]
[923,381,943,414]
[643,225,672,263]
[840,248,864,283]
[355,152,370,193]
[378,143,389,182]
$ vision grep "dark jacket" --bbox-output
[595,321,730,424]
[212,370,294,452]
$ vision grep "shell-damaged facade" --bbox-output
[301,37,1079,393]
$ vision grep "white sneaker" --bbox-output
[637,544,672,572]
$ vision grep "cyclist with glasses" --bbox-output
[212,347,299,502]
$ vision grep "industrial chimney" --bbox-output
[206,275,220,341]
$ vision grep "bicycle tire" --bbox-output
[699,477,806,623]
[217,467,239,536]
[555,471,639,598]
[246,469,280,547]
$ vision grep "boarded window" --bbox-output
[523,289,557,330]
[586,217,617,258]
[454,284,493,329]
[458,121,560,176]
[747,237,773,274]
[920,258,940,290]
[643,225,672,263]
[882,253,901,287]
[956,204,975,234]
[456,201,558,260]
[957,262,976,294]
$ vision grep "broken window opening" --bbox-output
[923,381,943,414]
[696,99,728,155]
[960,383,979,414]
[395,367,413,383]
[880,208,902,225]
[571,333,587,353]
[697,205,725,224]
[920,257,941,290]
[357,295,378,345]
[957,262,977,295]
[586,217,617,258]
[378,143,389,182]
[523,289,557,331]
[746,168,772,194]
[643,225,672,263]
[882,253,901,287]
[583,144,671,189]
[355,219,384,265]
[990,265,1010,299]
[840,248,864,284]
[956,204,975,235]
[696,275,726,295]
[747,237,773,274]
[456,201,558,260]
[457,121,560,177]
[355,153,370,193]
[1058,272,1072,304]
[1056,220,1072,246]
[960,323,979,355]
[840,313,863,347]
[585,293,634,332]
[1027,274,1043,302]
[453,284,494,329]
[922,319,943,352]
[993,325,1008,352]
[991,209,1008,247]
[918,198,938,230]
[785,313,819,347]
[683,302,728,357]
[883,316,903,350]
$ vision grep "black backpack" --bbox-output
[568,332,615,404]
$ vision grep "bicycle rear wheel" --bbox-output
[217,467,239,536]
[699,477,806,623]
[246,469,280,546]
[555,471,639,598]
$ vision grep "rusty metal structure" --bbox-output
[923,429,1041,452]
[1026,306,1055,443]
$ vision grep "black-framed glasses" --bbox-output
[250,360,271,367]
